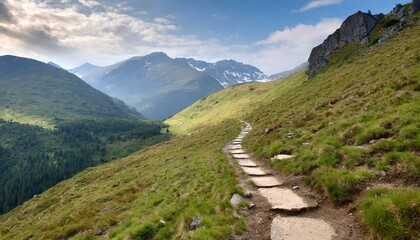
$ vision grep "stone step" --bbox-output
[271,216,336,240]
[232,153,250,159]
[237,159,258,167]
[258,188,318,212]
[229,149,245,154]
[232,141,242,144]
[241,167,269,176]
[251,176,283,187]
[228,144,242,150]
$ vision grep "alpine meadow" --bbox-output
[0,0,419,240]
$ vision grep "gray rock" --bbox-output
[308,11,379,78]
[190,217,202,230]
[230,193,245,208]
[412,0,420,14]
[99,207,111,214]
[245,191,253,198]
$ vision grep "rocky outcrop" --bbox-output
[307,11,381,79]
[412,0,420,14]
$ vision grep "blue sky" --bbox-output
[0,0,410,74]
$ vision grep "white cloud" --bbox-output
[0,0,343,75]
[78,0,100,8]
[297,0,342,12]
[0,0,233,69]
[241,18,342,74]
[154,17,171,25]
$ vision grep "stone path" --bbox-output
[227,122,336,240]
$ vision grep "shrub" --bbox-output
[358,188,420,239]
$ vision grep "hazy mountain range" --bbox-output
[70,53,268,119]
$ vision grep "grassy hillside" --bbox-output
[1,8,419,240]
[169,12,420,239]
[0,55,141,128]
[166,75,302,135]
[0,56,169,215]
[0,120,242,239]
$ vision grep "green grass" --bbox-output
[165,74,303,135]
[1,7,420,240]
[0,120,241,239]
[358,188,420,239]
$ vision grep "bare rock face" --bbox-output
[308,12,380,79]
[412,0,420,14]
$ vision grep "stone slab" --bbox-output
[259,188,317,211]
[233,153,250,159]
[232,141,241,144]
[271,216,336,240]
[251,176,283,187]
[229,149,245,154]
[237,159,258,167]
[241,167,268,176]
[228,144,242,150]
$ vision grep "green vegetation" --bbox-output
[1,7,419,240]
[0,56,169,214]
[358,188,420,239]
[0,56,142,128]
[0,120,240,239]
[167,10,420,238]
[0,119,168,214]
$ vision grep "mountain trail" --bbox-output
[224,122,367,240]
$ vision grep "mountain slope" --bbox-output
[1,5,419,240]
[71,53,224,120]
[0,55,168,215]
[0,55,142,127]
[266,62,308,81]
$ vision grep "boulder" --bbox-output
[308,11,379,78]
[412,0,420,14]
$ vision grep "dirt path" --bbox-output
[224,122,368,240]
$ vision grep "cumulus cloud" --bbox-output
[0,0,224,68]
[297,0,342,12]
[0,0,343,75]
[242,18,342,73]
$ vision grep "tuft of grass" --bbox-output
[355,127,392,145]
[358,188,420,239]
[312,167,375,202]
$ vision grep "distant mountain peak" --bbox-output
[178,57,266,87]
[47,61,63,69]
